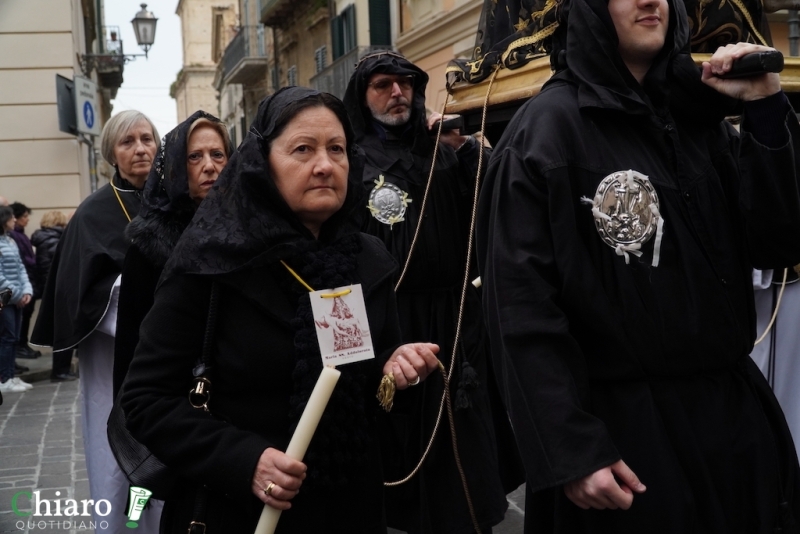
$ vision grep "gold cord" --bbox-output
[439,66,499,534]
[280,260,352,298]
[113,184,132,223]
[281,260,315,292]
[394,96,450,292]
[383,66,499,534]
[377,373,397,411]
[754,268,788,346]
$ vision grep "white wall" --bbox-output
[0,0,90,228]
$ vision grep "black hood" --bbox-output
[163,86,365,280]
[343,50,434,155]
[551,0,738,121]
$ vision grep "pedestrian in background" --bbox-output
[30,210,75,382]
[9,202,41,362]
[113,111,231,399]
[32,110,160,532]
[0,205,33,393]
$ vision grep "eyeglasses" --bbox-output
[367,75,414,94]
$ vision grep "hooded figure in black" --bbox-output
[477,0,800,530]
[113,110,231,399]
[120,87,439,533]
[343,51,524,534]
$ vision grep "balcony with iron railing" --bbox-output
[96,26,125,93]
[310,46,389,99]
[217,25,269,88]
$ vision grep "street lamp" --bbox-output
[131,4,158,58]
[79,3,159,76]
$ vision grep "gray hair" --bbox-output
[99,110,161,165]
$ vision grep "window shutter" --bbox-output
[315,45,327,73]
[368,0,391,46]
[331,15,343,59]
[343,4,356,53]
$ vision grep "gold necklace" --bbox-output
[112,182,132,222]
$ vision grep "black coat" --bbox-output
[30,226,63,300]
[112,245,162,399]
[477,0,800,531]
[121,234,401,533]
[32,176,141,350]
[113,200,195,399]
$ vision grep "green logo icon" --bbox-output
[125,487,153,528]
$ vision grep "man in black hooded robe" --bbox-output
[343,51,523,534]
[477,0,800,531]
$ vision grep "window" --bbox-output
[331,4,357,60]
[368,0,391,46]
[315,46,328,73]
[287,65,298,86]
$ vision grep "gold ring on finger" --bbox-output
[264,481,276,497]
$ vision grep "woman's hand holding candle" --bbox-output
[384,343,440,389]
[251,448,307,510]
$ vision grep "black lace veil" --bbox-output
[163,87,364,280]
[139,110,228,220]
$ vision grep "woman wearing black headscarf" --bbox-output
[113,110,232,399]
[120,87,440,533]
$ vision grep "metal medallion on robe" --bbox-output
[367,174,412,228]
[589,170,660,250]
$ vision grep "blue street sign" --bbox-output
[83,101,95,129]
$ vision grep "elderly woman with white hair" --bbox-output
[32,110,162,531]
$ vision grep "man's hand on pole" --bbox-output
[427,112,471,151]
[701,43,782,101]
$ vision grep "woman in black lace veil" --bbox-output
[121,87,440,533]
[113,110,232,399]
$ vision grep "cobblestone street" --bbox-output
[0,379,91,534]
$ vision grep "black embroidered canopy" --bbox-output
[446,0,771,86]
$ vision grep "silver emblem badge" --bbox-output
[581,170,665,266]
[367,175,412,227]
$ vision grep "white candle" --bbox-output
[253,365,341,534]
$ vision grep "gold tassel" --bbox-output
[377,374,396,412]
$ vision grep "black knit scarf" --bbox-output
[283,232,371,490]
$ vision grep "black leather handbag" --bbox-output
[107,283,219,501]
